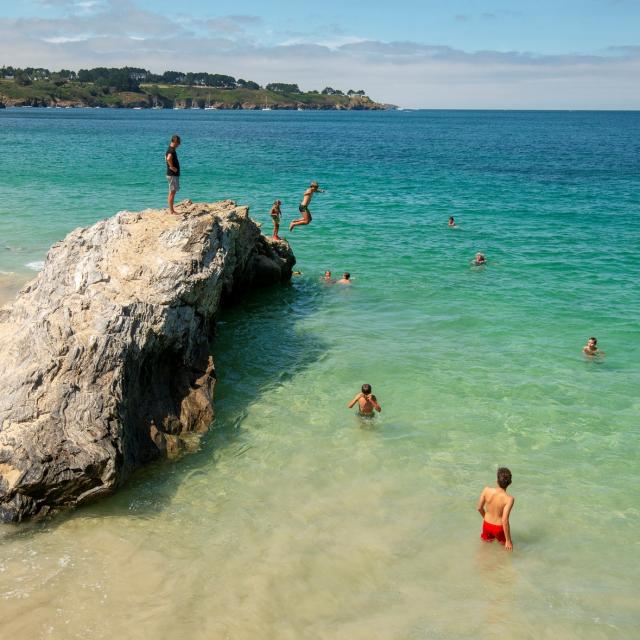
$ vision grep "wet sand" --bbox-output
[0,273,27,307]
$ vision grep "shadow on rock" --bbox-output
[16,277,328,530]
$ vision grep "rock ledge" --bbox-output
[0,200,295,522]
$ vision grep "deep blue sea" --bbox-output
[1,108,639,639]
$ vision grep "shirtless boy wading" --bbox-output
[347,384,382,417]
[289,181,324,231]
[477,467,515,551]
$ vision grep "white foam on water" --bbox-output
[26,261,45,271]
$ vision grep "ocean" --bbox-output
[0,108,639,639]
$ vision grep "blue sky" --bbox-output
[1,0,639,108]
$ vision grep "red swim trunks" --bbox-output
[481,520,506,544]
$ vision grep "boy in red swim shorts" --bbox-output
[477,467,515,551]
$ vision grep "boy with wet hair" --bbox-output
[477,467,515,551]
[347,384,382,416]
[583,336,601,357]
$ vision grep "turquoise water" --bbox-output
[1,109,639,638]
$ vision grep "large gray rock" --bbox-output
[0,200,295,522]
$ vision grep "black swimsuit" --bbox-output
[299,204,312,221]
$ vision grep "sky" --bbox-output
[1,0,639,108]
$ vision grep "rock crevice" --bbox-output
[0,200,295,522]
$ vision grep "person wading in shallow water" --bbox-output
[166,134,181,215]
[347,384,382,417]
[289,181,324,231]
[477,467,515,551]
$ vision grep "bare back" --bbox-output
[358,395,376,414]
[480,487,513,525]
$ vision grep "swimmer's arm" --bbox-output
[502,496,515,551]
[347,393,363,409]
[476,488,487,518]
[369,395,382,413]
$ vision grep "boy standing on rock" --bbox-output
[289,181,324,231]
[270,200,282,240]
[166,134,181,215]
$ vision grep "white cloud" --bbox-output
[42,35,91,43]
[206,15,262,34]
[1,1,639,108]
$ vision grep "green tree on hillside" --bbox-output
[266,83,300,93]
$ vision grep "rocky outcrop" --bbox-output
[0,200,295,522]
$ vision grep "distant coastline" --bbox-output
[0,66,395,111]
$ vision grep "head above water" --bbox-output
[497,467,512,489]
[449,216,455,222]
[274,199,281,206]
[588,336,597,346]
[324,270,332,278]
[361,383,372,395]
[343,272,350,280]
[170,134,181,146]
[310,180,320,190]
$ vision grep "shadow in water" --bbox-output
[1,276,329,539]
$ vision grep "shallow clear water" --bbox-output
[0,109,639,639]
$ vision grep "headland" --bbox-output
[0,66,395,110]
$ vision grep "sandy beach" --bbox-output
[0,272,26,307]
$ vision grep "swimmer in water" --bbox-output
[473,252,486,266]
[336,272,351,284]
[322,270,333,282]
[583,336,604,357]
[477,467,515,551]
[347,383,382,417]
[448,216,457,228]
